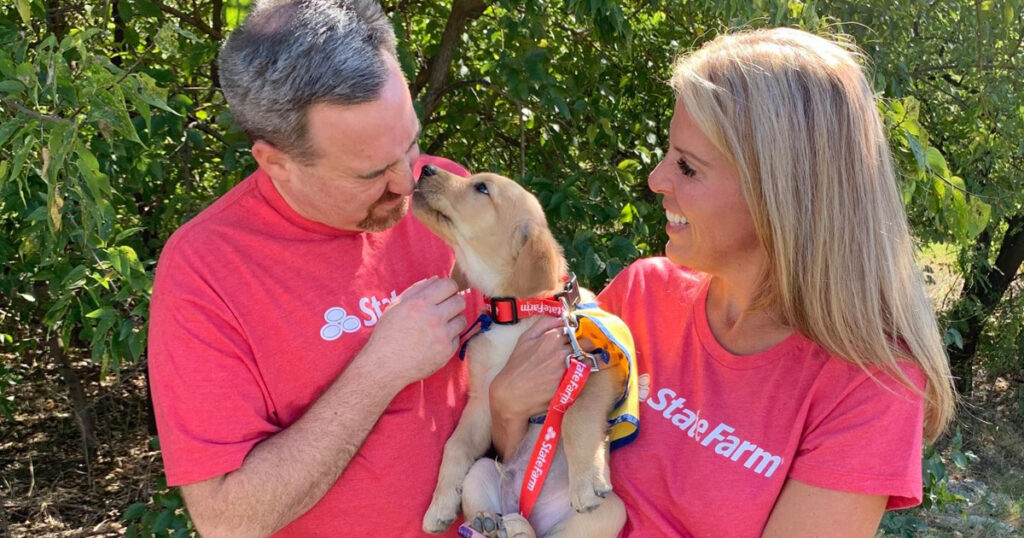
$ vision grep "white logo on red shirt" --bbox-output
[642,376,783,478]
[320,307,361,341]
[320,290,399,341]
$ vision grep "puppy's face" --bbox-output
[412,168,565,298]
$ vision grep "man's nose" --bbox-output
[390,167,416,195]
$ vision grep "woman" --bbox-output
[491,27,956,537]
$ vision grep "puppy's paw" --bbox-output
[570,468,613,513]
[422,490,461,534]
[468,512,503,538]
[498,513,536,538]
[464,512,536,538]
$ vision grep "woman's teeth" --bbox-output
[666,211,688,225]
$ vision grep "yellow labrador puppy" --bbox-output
[413,166,626,538]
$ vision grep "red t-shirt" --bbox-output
[598,258,925,538]
[148,156,474,537]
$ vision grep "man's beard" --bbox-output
[357,191,408,232]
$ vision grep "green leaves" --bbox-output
[123,484,195,538]
[0,4,227,396]
[884,97,993,246]
[15,0,31,25]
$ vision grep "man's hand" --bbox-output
[361,276,468,388]
[180,278,468,538]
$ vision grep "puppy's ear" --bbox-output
[510,221,565,297]
[450,262,471,291]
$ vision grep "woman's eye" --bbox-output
[474,183,490,195]
[676,158,697,178]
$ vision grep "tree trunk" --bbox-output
[45,0,67,40]
[52,335,99,468]
[1,497,10,538]
[949,213,1024,394]
[112,0,127,68]
[210,0,223,89]
[144,361,158,435]
[412,0,487,123]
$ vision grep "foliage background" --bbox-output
[1,0,1021,536]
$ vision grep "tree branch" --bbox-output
[911,62,1022,76]
[413,0,487,123]
[152,0,219,40]
[67,41,158,120]
[950,212,1024,394]
[1,98,74,125]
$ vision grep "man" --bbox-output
[147,1,476,535]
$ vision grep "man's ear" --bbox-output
[251,140,294,182]
[510,221,565,298]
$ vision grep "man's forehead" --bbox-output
[305,102,419,174]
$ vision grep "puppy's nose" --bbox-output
[420,164,437,177]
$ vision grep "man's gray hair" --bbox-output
[218,0,398,162]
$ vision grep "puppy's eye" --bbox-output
[474,183,490,195]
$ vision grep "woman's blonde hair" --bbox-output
[670,27,955,442]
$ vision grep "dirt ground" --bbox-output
[913,376,1024,537]
[1,355,156,537]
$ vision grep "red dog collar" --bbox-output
[484,273,581,325]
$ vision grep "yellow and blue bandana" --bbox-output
[572,301,640,450]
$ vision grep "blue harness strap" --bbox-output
[458,313,493,360]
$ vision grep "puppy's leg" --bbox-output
[544,492,625,538]
[561,367,624,513]
[499,514,538,538]
[423,398,492,533]
[462,458,538,538]
[462,458,504,521]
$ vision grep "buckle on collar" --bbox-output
[553,273,581,309]
[489,297,519,325]
[565,352,602,372]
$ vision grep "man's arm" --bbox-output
[179,277,467,538]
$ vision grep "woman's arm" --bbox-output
[489,316,573,459]
[762,478,887,538]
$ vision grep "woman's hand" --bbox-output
[492,317,571,415]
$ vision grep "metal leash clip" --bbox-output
[560,296,601,372]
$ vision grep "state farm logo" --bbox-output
[320,307,361,341]
[526,426,558,492]
[521,303,563,316]
[320,290,399,341]
[559,361,588,405]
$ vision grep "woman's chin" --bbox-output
[664,243,691,268]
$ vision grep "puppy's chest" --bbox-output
[464,320,536,383]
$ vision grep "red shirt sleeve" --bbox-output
[148,235,282,486]
[596,262,634,317]
[788,363,926,509]
[416,154,470,178]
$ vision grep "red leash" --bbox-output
[518,358,591,519]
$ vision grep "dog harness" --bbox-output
[517,299,640,519]
[461,274,640,521]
